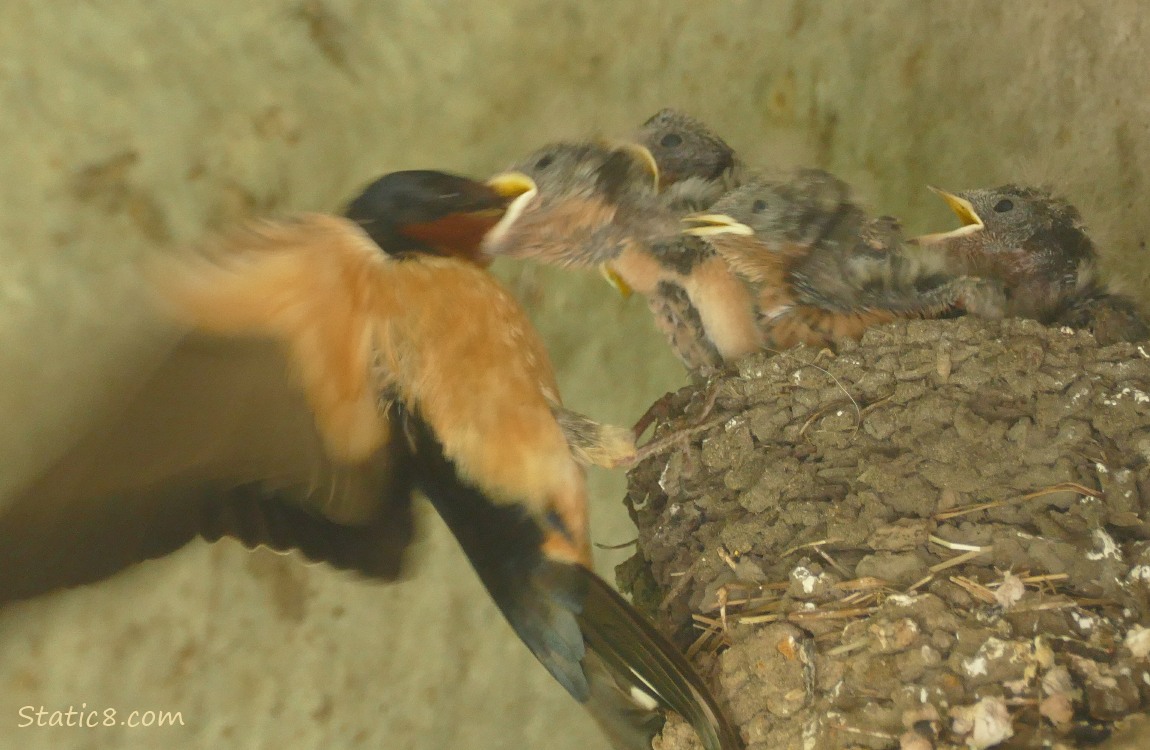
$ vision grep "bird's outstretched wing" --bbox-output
[0,329,413,604]
[0,207,474,605]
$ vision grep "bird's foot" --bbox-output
[627,383,727,467]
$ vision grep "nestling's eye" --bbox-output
[660,133,683,148]
[993,199,1014,213]
[752,199,768,213]
[535,155,555,170]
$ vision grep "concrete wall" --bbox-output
[1,2,1147,748]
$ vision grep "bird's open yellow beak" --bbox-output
[930,186,984,228]
[619,141,660,191]
[915,187,985,245]
[486,171,537,201]
[681,214,756,237]
[483,172,539,249]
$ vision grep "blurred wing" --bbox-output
[1,271,414,605]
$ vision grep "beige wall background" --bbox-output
[1,2,1147,748]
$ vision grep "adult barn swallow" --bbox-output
[1,171,736,750]
[684,168,1004,351]
[482,141,760,374]
[635,109,742,213]
[917,184,1149,344]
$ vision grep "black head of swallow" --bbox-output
[637,109,737,187]
[923,184,1096,290]
[344,170,532,265]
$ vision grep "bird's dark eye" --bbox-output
[752,199,767,213]
[535,155,554,170]
[660,133,683,148]
[993,199,1014,213]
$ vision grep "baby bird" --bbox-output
[635,108,743,213]
[481,140,673,273]
[482,141,759,375]
[684,168,1000,352]
[917,184,1149,344]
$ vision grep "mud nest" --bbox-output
[619,317,1150,750]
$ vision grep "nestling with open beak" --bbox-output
[1,170,738,750]
[481,141,674,274]
[482,141,760,376]
[635,108,743,213]
[916,184,1149,344]
[683,168,1007,352]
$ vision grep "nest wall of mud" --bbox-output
[621,317,1150,750]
